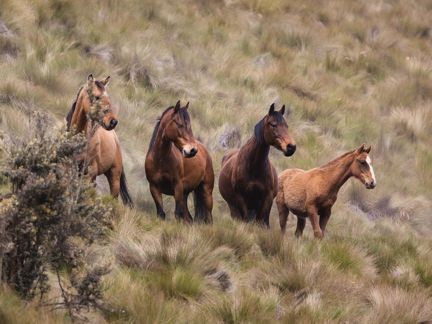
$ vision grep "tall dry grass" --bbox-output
[0,0,432,322]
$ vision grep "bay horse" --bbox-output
[145,101,214,223]
[218,103,296,226]
[276,144,377,239]
[66,74,133,207]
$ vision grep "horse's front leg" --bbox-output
[319,207,332,237]
[88,161,99,182]
[276,194,290,234]
[174,183,192,223]
[183,192,193,221]
[149,184,166,219]
[235,194,249,221]
[295,217,306,238]
[307,206,323,239]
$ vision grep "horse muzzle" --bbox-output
[284,143,296,157]
[182,145,198,158]
[104,119,118,130]
[365,180,376,189]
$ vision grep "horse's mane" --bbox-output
[253,119,265,145]
[66,86,83,130]
[321,149,356,169]
[148,105,191,150]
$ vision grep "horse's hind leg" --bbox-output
[295,217,306,238]
[149,185,166,219]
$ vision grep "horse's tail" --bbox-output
[120,169,134,208]
[194,183,211,224]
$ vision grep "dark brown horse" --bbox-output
[66,74,133,206]
[145,101,214,223]
[219,103,296,226]
[276,145,377,238]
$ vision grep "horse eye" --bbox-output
[270,123,277,128]
[103,109,109,114]
[95,96,101,100]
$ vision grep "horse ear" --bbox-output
[365,145,371,153]
[184,101,189,110]
[174,100,181,112]
[268,103,275,115]
[279,105,285,115]
[102,75,110,86]
[356,144,365,153]
[87,74,94,86]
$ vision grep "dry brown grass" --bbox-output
[1,0,432,322]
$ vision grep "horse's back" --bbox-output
[221,149,239,167]
[279,168,305,184]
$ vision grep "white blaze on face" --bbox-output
[366,155,376,185]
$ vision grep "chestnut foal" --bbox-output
[276,145,377,238]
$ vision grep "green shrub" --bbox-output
[0,113,112,319]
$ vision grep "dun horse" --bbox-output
[145,101,214,223]
[276,144,376,238]
[219,103,296,226]
[66,74,133,206]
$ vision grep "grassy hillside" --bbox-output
[0,0,432,322]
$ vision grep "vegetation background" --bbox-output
[0,0,432,322]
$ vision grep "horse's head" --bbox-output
[351,144,377,189]
[262,103,296,156]
[163,100,197,158]
[85,74,118,130]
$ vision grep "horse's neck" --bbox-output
[151,122,173,161]
[239,135,270,175]
[322,154,354,195]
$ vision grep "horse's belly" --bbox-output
[284,188,306,213]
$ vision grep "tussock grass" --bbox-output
[0,287,64,324]
[1,0,432,322]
